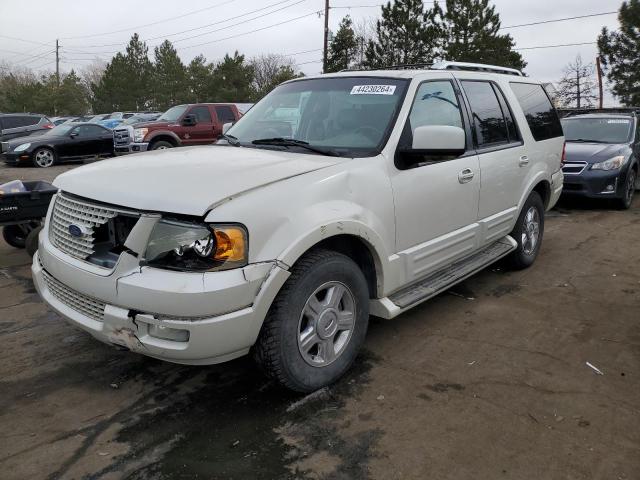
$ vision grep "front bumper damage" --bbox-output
[33,219,290,365]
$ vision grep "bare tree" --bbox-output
[556,55,598,108]
[79,59,107,110]
[352,16,377,67]
[250,54,300,99]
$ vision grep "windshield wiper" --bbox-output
[251,138,339,156]
[219,133,240,146]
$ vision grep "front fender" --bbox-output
[146,130,182,146]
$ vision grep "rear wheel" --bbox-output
[506,191,544,270]
[253,249,369,393]
[32,148,56,168]
[150,141,174,150]
[617,168,636,210]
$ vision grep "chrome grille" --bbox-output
[42,269,105,321]
[49,193,118,260]
[113,127,131,146]
[562,161,587,175]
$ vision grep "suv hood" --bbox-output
[565,142,629,164]
[54,146,344,216]
[129,120,173,129]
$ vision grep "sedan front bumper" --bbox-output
[562,168,626,199]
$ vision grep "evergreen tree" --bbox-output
[153,40,187,109]
[187,54,215,103]
[212,52,255,102]
[124,33,153,110]
[364,0,441,68]
[57,70,90,115]
[598,0,640,106]
[436,0,525,71]
[91,52,130,112]
[326,16,359,73]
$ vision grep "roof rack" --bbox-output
[431,61,524,76]
[340,61,524,76]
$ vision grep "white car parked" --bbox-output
[33,62,564,392]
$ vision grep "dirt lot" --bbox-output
[1,162,639,480]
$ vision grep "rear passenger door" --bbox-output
[391,78,481,282]
[215,106,237,138]
[1,115,38,141]
[458,78,526,245]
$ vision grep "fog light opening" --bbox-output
[148,323,190,342]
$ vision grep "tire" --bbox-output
[617,168,636,210]
[253,249,370,393]
[506,191,545,270]
[32,147,56,168]
[25,225,43,256]
[2,224,32,249]
[150,141,174,151]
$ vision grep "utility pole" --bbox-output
[55,39,60,116]
[55,39,60,87]
[323,0,329,73]
[596,56,604,109]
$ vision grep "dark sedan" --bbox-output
[1,123,114,168]
[561,113,639,209]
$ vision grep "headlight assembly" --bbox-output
[145,219,248,272]
[591,155,627,171]
[133,128,148,143]
[14,143,31,152]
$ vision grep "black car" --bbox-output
[561,112,639,209]
[0,113,54,142]
[0,123,114,168]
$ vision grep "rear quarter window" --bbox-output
[510,83,563,141]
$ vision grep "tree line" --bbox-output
[1,0,638,115]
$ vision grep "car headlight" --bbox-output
[145,219,248,272]
[133,128,148,143]
[591,155,627,171]
[13,143,31,152]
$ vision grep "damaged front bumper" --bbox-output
[32,231,290,365]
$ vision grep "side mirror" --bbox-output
[182,114,197,126]
[222,122,233,134]
[411,125,466,154]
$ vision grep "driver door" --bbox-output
[184,105,215,145]
[390,78,481,283]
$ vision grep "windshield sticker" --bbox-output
[350,85,397,95]
[607,119,630,124]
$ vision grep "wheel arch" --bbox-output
[278,224,388,299]
[147,131,181,147]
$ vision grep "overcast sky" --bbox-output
[0,0,622,103]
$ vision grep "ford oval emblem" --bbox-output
[68,224,84,238]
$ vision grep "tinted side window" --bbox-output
[190,106,212,123]
[461,81,509,147]
[510,82,563,141]
[215,106,236,124]
[78,125,107,136]
[2,116,21,129]
[493,85,519,142]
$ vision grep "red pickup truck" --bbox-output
[113,103,242,154]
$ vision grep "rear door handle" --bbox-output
[519,155,529,167]
[458,168,475,184]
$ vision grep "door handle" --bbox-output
[458,168,475,184]
[519,155,529,167]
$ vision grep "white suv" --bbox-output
[33,62,564,392]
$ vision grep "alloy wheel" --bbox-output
[34,149,54,167]
[297,281,356,367]
[521,206,540,256]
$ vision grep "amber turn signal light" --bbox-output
[213,227,247,263]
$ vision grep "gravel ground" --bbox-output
[1,161,639,480]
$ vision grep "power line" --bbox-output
[60,0,237,40]
[501,11,617,29]
[0,34,51,47]
[515,41,596,51]
[65,0,307,49]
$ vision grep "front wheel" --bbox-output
[32,148,56,168]
[3,223,36,249]
[506,191,544,270]
[150,141,174,150]
[253,249,370,393]
[617,168,636,210]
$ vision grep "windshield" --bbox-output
[227,77,409,156]
[562,117,633,143]
[44,124,75,136]
[158,105,188,122]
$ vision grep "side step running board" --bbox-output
[372,236,517,318]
